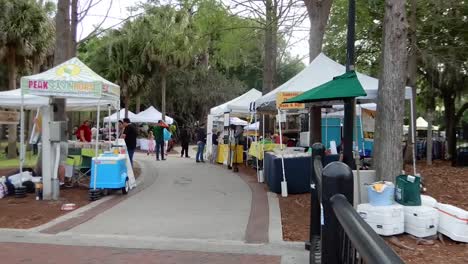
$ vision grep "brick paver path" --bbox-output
[0,242,281,264]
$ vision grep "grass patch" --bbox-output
[0,141,38,169]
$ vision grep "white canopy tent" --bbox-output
[210,88,262,116]
[19,57,122,200]
[255,53,413,110]
[244,122,259,130]
[103,108,138,123]
[207,88,262,159]
[0,89,117,111]
[133,106,174,124]
[255,53,417,175]
[416,117,439,131]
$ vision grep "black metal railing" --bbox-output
[308,143,404,264]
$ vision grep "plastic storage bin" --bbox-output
[90,153,127,189]
[367,182,395,206]
[357,203,405,236]
[437,203,468,243]
[404,205,439,237]
[395,175,421,206]
[421,195,438,208]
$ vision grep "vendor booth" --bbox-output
[252,53,414,196]
[207,89,262,164]
[17,57,135,200]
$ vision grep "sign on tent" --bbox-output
[362,108,376,141]
[276,92,305,110]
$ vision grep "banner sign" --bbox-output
[276,92,305,110]
[362,108,376,141]
[0,110,19,124]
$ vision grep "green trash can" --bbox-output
[395,175,421,206]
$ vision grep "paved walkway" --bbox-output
[0,147,308,263]
[68,151,251,241]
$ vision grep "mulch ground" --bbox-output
[0,164,141,229]
[239,160,468,264]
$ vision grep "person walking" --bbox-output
[196,125,206,163]
[211,131,220,163]
[121,118,138,167]
[179,127,190,158]
[153,120,169,161]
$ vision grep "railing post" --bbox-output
[306,143,324,254]
[321,161,353,264]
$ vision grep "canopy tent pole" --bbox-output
[255,113,259,176]
[107,104,111,141]
[116,102,120,139]
[410,96,417,175]
[20,90,25,178]
[354,102,361,204]
[93,102,101,190]
[359,105,365,154]
[325,112,328,148]
[277,108,288,197]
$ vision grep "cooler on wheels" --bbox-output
[90,153,129,194]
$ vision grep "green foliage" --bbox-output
[78,0,303,125]
[323,0,384,76]
[0,0,54,58]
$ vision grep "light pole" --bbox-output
[343,0,356,169]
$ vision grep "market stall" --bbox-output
[18,57,134,200]
[252,54,415,196]
[207,89,262,163]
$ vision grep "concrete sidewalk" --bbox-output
[68,151,252,241]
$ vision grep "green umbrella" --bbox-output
[284,71,366,104]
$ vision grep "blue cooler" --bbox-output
[90,153,127,189]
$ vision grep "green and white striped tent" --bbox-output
[20,57,119,102]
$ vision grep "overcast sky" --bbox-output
[76,0,310,64]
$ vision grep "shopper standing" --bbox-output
[179,126,190,158]
[121,118,138,166]
[76,120,92,142]
[196,125,206,163]
[211,131,220,163]
[153,120,169,161]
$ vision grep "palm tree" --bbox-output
[0,0,54,158]
[136,5,199,121]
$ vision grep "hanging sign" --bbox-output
[276,92,305,110]
[0,110,19,124]
[362,108,376,141]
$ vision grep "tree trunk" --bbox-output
[135,95,141,113]
[161,66,167,122]
[426,111,433,165]
[123,84,129,118]
[54,0,70,65]
[405,0,417,163]
[304,0,333,62]
[262,0,277,94]
[70,0,78,57]
[374,0,408,182]
[443,94,456,164]
[32,56,41,74]
[303,0,332,144]
[7,46,18,159]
